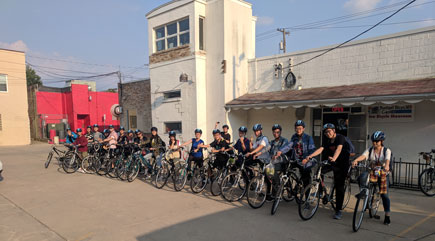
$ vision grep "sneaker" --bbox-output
[384,216,391,225]
[266,194,273,202]
[78,168,85,174]
[333,211,342,220]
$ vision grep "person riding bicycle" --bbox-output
[204,129,231,170]
[269,124,289,196]
[85,125,94,142]
[232,126,251,165]
[117,126,129,145]
[73,128,88,173]
[215,122,231,144]
[352,131,391,225]
[92,124,104,142]
[305,123,350,220]
[167,131,181,160]
[127,130,135,144]
[65,128,77,144]
[102,125,118,161]
[246,124,272,200]
[274,120,316,188]
[144,127,166,167]
[180,129,205,170]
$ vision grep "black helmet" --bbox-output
[151,127,158,132]
[222,124,229,129]
[272,124,282,131]
[295,120,305,128]
[103,129,110,134]
[93,124,99,128]
[194,128,202,134]
[87,125,92,129]
[371,131,386,142]
[323,123,335,130]
[108,125,114,129]
[76,128,82,133]
[135,129,142,134]
[253,124,263,131]
[66,128,71,131]
[212,129,221,135]
[128,130,134,134]
[238,126,248,133]
[169,131,176,137]
[119,126,125,131]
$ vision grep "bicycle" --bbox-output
[418,150,435,197]
[246,160,269,209]
[80,142,102,174]
[45,144,70,169]
[126,146,154,182]
[220,153,251,202]
[352,164,386,232]
[190,148,215,194]
[61,145,86,174]
[210,150,235,196]
[154,148,185,189]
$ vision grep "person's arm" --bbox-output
[329,145,343,162]
[307,136,316,156]
[276,140,294,157]
[306,147,324,160]
[215,122,219,129]
[180,139,192,147]
[384,148,391,172]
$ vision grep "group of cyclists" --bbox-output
[61,120,392,226]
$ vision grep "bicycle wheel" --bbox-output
[298,183,321,220]
[96,157,108,176]
[45,151,53,168]
[419,168,435,197]
[155,164,170,189]
[62,154,79,173]
[271,183,283,215]
[190,168,207,193]
[117,160,129,181]
[127,159,140,182]
[221,172,247,202]
[352,190,368,232]
[173,166,188,191]
[343,178,352,209]
[247,176,267,209]
[81,155,96,174]
[211,170,224,196]
[106,158,118,178]
[286,172,303,203]
[369,187,381,218]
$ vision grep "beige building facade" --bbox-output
[0,48,31,145]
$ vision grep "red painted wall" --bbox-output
[36,84,119,131]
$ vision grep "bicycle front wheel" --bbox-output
[352,191,368,232]
[127,159,140,182]
[271,183,283,215]
[211,170,225,196]
[62,154,79,173]
[81,155,96,174]
[173,166,188,191]
[419,168,435,197]
[298,183,321,220]
[221,172,247,202]
[369,187,381,218]
[45,151,53,168]
[190,168,207,193]
[155,164,170,189]
[247,176,267,209]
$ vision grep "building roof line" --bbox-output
[0,48,25,54]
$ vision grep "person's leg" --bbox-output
[381,177,391,224]
[333,166,347,218]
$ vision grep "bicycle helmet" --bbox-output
[371,131,386,142]
[93,124,99,127]
[66,128,71,131]
[135,129,142,134]
[323,123,335,130]
[212,129,221,135]
[265,163,275,179]
[128,130,134,134]
[87,125,92,129]
[169,130,176,137]
[108,125,114,129]
[238,126,248,133]
[119,126,125,131]
[151,127,158,132]
[194,128,202,134]
[103,129,110,134]
[272,124,282,131]
[222,124,229,129]
[295,120,306,128]
[253,124,263,131]
[76,128,82,133]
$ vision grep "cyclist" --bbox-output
[103,129,110,139]
[304,123,350,220]
[73,128,88,173]
[215,122,231,144]
[65,128,77,144]
[117,126,129,145]
[180,129,205,170]
[127,130,135,144]
[269,124,289,196]
[246,124,272,200]
[85,125,93,141]
[205,129,231,169]
[103,126,118,162]
[233,126,251,165]
[352,131,391,225]
[274,120,316,188]
[168,131,181,160]
[92,124,104,142]
[144,127,166,167]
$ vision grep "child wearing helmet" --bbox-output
[352,131,392,225]
[180,129,205,170]
[168,131,181,160]
[73,128,89,173]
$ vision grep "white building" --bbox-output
[147,0,435,162]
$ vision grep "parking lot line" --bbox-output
[389,211,435,241]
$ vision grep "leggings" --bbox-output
[379,178,391,213]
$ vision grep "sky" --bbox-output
[0,0,434,90]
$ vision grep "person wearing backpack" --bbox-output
[304,123,351,220]
[352,131,391,225]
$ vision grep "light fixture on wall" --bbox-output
[179,73,189,83]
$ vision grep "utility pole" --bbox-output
[277,28,290,53]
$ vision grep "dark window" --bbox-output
[129,115,137,129]
[167,22,177,36]
[179,32,189,46]
[156,27,165,39]
[164,90,181,99]
[154,18,189,52]
[199,17,204,50]
[167,36,178,49]
[0,74,7,92]
[179,18,189,32]
[165,122,182,133]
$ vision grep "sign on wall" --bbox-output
[368,104,414,122]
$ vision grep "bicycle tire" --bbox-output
[106,158,118,178]
[419,168,435,197]
[287,172,303,203]
[117,160,128,181]
[210,170,224,196]
[62,154,79,174]
[127,159,140,182]
[369,186,381,218]
[81,156,95,174]
[45,151,53,168]
[298,183,321,220]
[247,176,267,209]
[221,172,247,202]
[155,164,170,189]
[173,166,188,192]
[96,157,108,176]
[352,192,368,232]
[190,168,207,193]
[271,184,283,215]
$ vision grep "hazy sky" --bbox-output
[0,0,434,90]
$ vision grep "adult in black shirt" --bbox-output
[208,129,230,169]
[304,123,350,220]
[215,122,231,144]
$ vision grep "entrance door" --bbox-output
[77,114,90,130]
[323,113,349,136]
[348,113,367,156]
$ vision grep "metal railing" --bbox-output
[390,158,430,190]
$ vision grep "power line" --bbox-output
[27,55,149,69]
[26,62,107,75]
[288,0,418,69]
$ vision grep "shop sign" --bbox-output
[368,104,414,122]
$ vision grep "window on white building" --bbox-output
[199,17,204,50]
[155,18,190,52]
[165,122,182,133]
[163,90,181,99]
[0,74,7,92]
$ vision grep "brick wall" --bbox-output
[119,79,152,132]
[149,45,191,65]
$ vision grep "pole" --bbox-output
[277,28,290,53]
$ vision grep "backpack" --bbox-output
[344,135,355,155]
[368,146,393,171]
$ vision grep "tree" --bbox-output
[26,65,42,86]
[106,88,118,93]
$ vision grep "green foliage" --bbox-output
[26,65,42,86]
